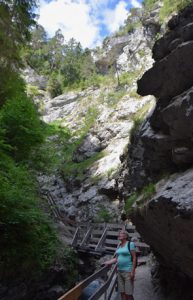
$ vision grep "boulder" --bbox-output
[138,41,193,100]
[132,169,193,280]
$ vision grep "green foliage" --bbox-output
[130,101,154,143]
[114,7,142,37]
[143,0,158,10]
[130,117,143,143]
[159,0,193,20]
[125,184,156,214]
[0,0,64,280]
[106,89,126,107]
[59,246,78,287]
[90,174,103,184]
[0,0,37,70]
[129,90,142,99]
[47,72,63,98]
[25,30,97,92]
[60,107,104,180]
[96,205,111,223]
[119,70,141,86]
[28,122,71,173]
[26,84,41,98]
[62,151,104,181]
[138,49,146,58]
[32,106,102,178]
[106,167,116,179]
[0,94,44,160]
[141,183,156,200]
[0,68,26,107]
[0,153,58,276]
[125,193,138,214]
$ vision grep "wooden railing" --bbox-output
[58,264,117,300]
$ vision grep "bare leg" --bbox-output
[126,295,134,300]
[121,293,133,300]
[120,292,127,300]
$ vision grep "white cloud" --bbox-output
[38,0,100,48]
[131,0,142,8]
[38,0,141,48]
[103,1,128,34]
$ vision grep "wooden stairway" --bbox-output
[71,222,149,257]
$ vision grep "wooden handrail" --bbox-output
[89,264,117,300]
[58,265,112,300]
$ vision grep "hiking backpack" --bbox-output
[128,241,138,267]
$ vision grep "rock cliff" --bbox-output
[126,4,193,298]
[39,85,154,222]
[36,6,161,223]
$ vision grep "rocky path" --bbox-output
[113,264,167,300]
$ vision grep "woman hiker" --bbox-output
[104,230,136,300]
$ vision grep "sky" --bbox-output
[38,0,143,49]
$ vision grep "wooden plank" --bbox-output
[92,229,104,236]
[107,223,135,230]
[80,226,93,247]
[89,265,117,300]
[58,266,110,300]
[95,226,108,251]
[135,242,150,248]
[107,276,117,300]
[103,246,117,252]
[58,282,84,300]
[106,230,120,236]
[64,225,76,233]
[104,239,119,246]
[129,232,141,238]
[88,244,98,248]
[71,227,80,247]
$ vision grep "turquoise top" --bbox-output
[116,241,135,272]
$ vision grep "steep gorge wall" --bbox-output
[126,4,193,298]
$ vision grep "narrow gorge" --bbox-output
[1,1,193,299]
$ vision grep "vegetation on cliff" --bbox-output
[0,1,77,283]
[1,0,193,288]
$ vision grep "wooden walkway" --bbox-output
[71,222,149,257]
[43,191,149,257]
[43,192,150,300]
[57,222,150,300]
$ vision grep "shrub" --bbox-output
[130,117,144,143]
[119,70,141,86]
[60,246,78,287]
[28,122,71,173]
[159,0,193,21]
[96,205,111,223]
[0,94,44,160]
[0,153,58,277]
[125,193,138,214]
[141,183,156,200]
[106,89,126,107]
[47,73,63,98]
[143,0,158,10]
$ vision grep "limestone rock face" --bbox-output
[123,3,193,294]
[22,67,48,90]
[93,5,161,76]
[127,4,193,193]
[32,2,159,222]
[39,84,154,222]
[138,41,193,100]
[133,169,193,280]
